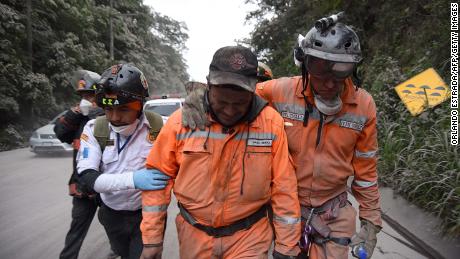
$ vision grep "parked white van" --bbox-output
[144,97,184,124]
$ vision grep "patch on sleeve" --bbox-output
[82,147,89,159]
[247,139,273,147]
[80,133,89,142]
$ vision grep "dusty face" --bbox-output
[104,101,141,126]
[307,56,354,100]
[310,76,345,101]
[208,85,253,127]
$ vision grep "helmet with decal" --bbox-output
[96,64,149,107]
[73,70,100,93]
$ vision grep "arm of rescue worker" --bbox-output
[76,120,168,194]
[269,110,301,256]
[141,111,180,247]
[181,84,209,130]
[53,107,86,144]
[255,81,275,107]
[351,95,382,227]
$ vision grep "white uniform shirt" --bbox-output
[77,115,153,211]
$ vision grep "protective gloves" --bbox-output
[350,219,381,259]
[133,168,170,190]
[181,85,210,130]
[140,244,163,259]
[272,250,297,259]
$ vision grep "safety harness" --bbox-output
[93,110,163,151]
[178,202,269,238]
[301,192,351,257]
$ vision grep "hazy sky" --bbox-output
[144,0,255,82]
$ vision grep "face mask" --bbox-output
[79,99,93,116]
[110,119,139,137]
[314,95,343,116]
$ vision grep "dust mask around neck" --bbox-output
[110,119,140,137]
[79,99,93,116]
[314,95,343,116]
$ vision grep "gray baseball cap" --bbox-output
[208,46,258,92]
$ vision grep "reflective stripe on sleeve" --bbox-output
[273,215,301,225]
[355,149,377,158]
[143,204,168,213]
[353,180,377,188]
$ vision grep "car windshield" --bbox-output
[145,103,180,116]
[49,111,67,124]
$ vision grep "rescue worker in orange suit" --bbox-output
[181,15,382,259]
[54,70,116,259]
[140,46,301,259]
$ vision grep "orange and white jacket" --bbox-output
[141,96,301,255]
[256,76,382,227]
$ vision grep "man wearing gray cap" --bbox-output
[140,46,301,259]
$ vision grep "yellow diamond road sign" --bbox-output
[395,68,450,116]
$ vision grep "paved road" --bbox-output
[0,148,179,259]
[0,148,433,259]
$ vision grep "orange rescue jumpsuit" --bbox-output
[141,103,301,258]
[256,76,382,258]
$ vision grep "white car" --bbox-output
[29,111,73,154]
[144,98,184,124]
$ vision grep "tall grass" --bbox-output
[365,55,460,236]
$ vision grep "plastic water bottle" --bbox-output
[356,244,368,259]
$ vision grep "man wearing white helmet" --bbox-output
[181,13,382,259]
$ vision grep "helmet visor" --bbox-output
[307,56,355,79]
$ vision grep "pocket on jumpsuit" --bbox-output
[240,149,272,202]
[174,145,211,205]
[284,120,302,155]
[322,203,357,258]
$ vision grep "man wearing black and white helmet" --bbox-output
[76,64,169,259]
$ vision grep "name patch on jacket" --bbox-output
[281,111,304,121]
[339,119,364,131]
[247,139,273,147]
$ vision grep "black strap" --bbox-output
[313,235,351,246]
[178,202,268,238]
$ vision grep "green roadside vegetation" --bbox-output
[245,0,459,236]
[0,0,189,150]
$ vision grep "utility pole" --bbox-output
[108,0,140,61]
[109,0,114,61]
[26,0,33,71]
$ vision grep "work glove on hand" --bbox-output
[272,250,297,259]
[350,219,381,259]
[181,85,210,130]
[133,169,170,191]
[140,245,163,259]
